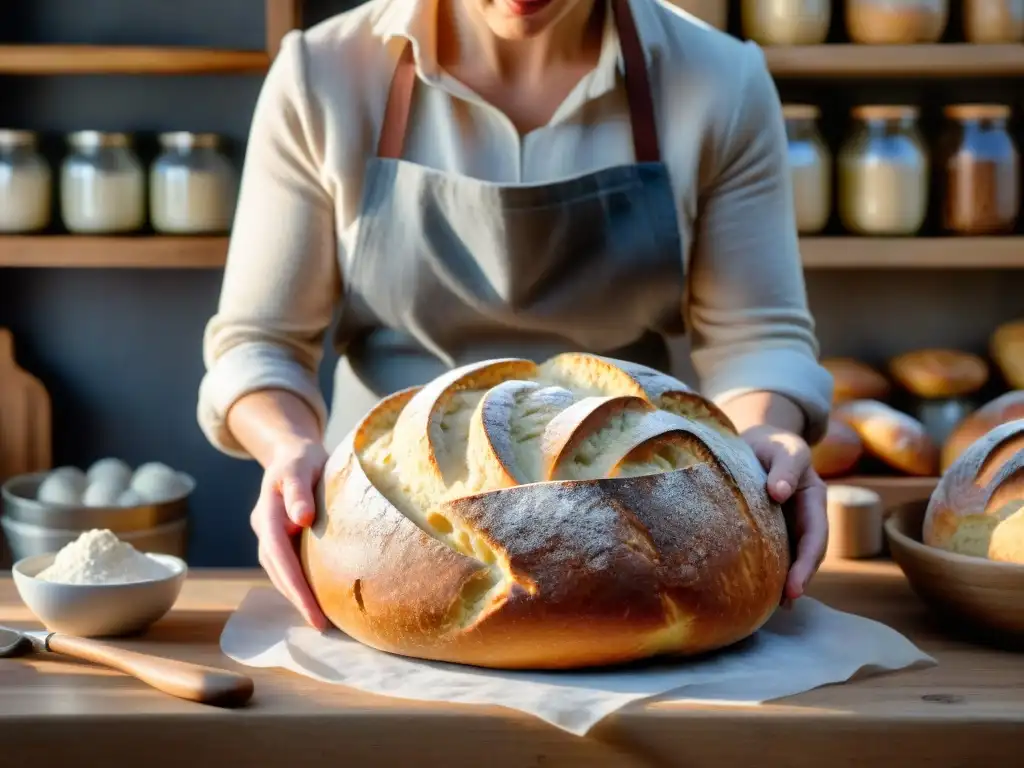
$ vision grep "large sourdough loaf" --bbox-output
[923,419,1024,563]
[301,354,790,670]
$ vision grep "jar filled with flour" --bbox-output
[0,129,52,233]
[60,131,146,234]
[782,104,832,234]
[150,132,238,234]
[838,105,929,236]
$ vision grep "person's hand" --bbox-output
[250,438,330,631]
[740,424,829,606]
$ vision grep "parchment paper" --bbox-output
[221,588,933,735]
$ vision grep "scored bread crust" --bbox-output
[833,399,939,477]
[923,419,1024,563]
[301,353,789,670]
[941,391,1024,472]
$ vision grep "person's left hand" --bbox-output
[740,424,828,606]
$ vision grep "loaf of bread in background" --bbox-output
[834,400,939,476]
[301,354,790,670]
[821,357,890,404]
[991,320,1024,390]
[923,419,1024,563]
[888,349,989,399]
[812,417,864,478]
[941,391,1024,472]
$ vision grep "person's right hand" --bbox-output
[249,438,330,631]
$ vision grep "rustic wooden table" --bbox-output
[0,561,1020,767]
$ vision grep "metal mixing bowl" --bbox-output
[1,471,193,529]
[0,470,193,561]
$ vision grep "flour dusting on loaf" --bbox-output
[302,353,789,670]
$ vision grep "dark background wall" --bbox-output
[2,0,1022,566]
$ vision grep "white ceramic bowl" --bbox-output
[11,552,187,637]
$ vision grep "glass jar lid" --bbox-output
[943,104,1012,121]
[66,130,132,150]
[782,104,821,121]
[0,129,39,149]
[157,131,222,151]
[851,105,920,122]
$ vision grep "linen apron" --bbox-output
[324,0,686,451]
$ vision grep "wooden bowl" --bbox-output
[885,501,1024,648]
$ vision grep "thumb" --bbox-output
[764,441,807,503]
[280,471,317,528]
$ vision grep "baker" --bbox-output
[197,0,834,631]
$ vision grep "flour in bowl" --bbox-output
[36,529,174,585]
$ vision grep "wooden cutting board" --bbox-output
[0,327,52,483]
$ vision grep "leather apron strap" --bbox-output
[376,0,660,162]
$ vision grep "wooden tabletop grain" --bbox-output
[0,561,1020,768]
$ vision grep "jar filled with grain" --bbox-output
[963,0,1024,43]
[940,104,1019,236]
[782,105,832,234]
[846,0,949,43]
[150,132,238,235]
[0,129,52,233]
[838,106,929,236]
[742,0,831,45]
[60,131,145,234]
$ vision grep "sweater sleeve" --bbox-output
[685,41,833,445]
[197,30,341,459]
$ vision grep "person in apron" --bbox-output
[199,0,834,629]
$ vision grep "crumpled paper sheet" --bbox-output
[220,588,935,735]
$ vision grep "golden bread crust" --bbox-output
[302,354,789,669]
[991,320,1024,390]
[888,349,989,399]
[821,357,890,404]
[811,417,864,478]
[941,391,1024,472]
[834,399,939,477]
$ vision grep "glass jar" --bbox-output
[150,132,238,235]
[742,0,831,45]
[60,131,145,234]
[964,0,1024,42]
[782,105,832,234]
[940,104,1019,236]
[846,0,949,43]
[667,0,728,29]
[0,130,52,233]
[911,397,975,446]
[838,106,929,236]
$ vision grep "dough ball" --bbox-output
[86,457,132,489]
[82,479,124,507]
[117,488,145,507]
[130,463,189,503]
[48,466,88,492]
[37,471,85,506]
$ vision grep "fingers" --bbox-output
[280,473,316,528]
[252,492,329,632]
[756,434,811,504]
[785,480,829,601]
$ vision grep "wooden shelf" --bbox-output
[765,44,1024,78]
[827,476,938,510]
[2,236,1022,270]
[0,45,269,75]
[801,237,1024,269]
[0,236,227,268]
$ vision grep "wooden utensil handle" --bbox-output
[46,634,254,707]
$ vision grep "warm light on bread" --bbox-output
[812,417,864,478]
[301,354,790,670]
[991,320,1024,390]
[834,399,939,477]
[941,391,1024,472]
[923,419,1024,563]
[821,357,890,404]
[888,348,989,399]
